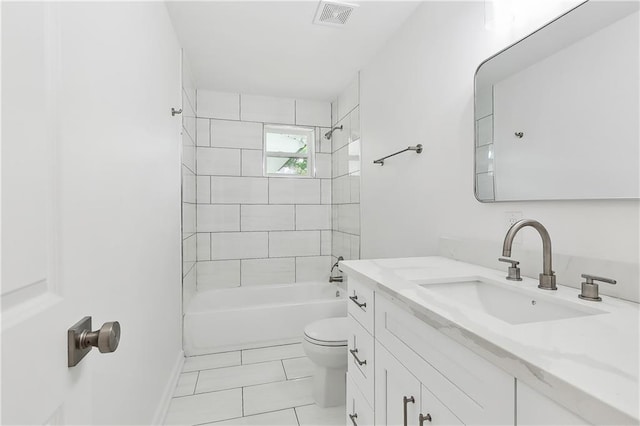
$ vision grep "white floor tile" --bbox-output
[206,409,298,425]
[196,361,286,394]
[242,343,305,365]
[295,404,346,426]
[183,351,241,373]
[174,372,198,397]
[283,357,314,380]
[243,377,314,416]
[164,388,242,425]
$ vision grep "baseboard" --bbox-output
[152,349,185,425]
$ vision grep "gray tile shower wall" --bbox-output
[194,91,333,290]
[331,76,361,265]
[182,56,197,308]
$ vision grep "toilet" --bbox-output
[302,317,349,408]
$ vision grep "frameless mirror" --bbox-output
[474,1,639,202]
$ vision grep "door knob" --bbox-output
[79,321,120,353]
[68,317,121,367]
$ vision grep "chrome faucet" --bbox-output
[329,256,344,283]
[502,219,556,290]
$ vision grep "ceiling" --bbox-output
[166,1,420,101]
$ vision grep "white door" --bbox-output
[2,1,185,423]
[1,2,94,424]
[1,3,96,424]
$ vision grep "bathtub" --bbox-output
[183,282,347,356]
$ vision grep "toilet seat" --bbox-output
[303,317,348,347]
[304,335,347,347]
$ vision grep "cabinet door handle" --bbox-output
[403,396,415,426]
[419,413,432,425]
[350,348,367,366]
[349,295,367,309]
[349,413,358,426]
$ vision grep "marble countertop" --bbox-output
[340,256,639,424]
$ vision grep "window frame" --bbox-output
[263,124,316,178]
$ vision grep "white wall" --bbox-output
[55,3,183,423]
[194,91,333,289]
[360,3,639,297]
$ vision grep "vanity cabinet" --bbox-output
[346,275,597,426]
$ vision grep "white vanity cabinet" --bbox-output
[346,275,600,426]
[342,257,637,426]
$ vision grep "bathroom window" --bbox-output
[264,125,315,177]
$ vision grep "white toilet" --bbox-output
[303,317,349,408]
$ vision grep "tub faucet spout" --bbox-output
[502,219,556,290]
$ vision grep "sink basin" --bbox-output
[417,279,604,325]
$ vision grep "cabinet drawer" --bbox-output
[347,373,374,426]
[375,294,514,425]
[347,277,374,334]
[420,385,464,426]
[348,315,375,406]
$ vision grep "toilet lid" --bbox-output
[304,317,349,346]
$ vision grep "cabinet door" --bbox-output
[420,385,464,426]
[347,373,374,426]
[375,342,421,426]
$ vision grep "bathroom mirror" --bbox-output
[474,1,639,202]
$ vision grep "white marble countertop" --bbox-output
[340,256,639,424]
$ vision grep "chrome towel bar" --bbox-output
[373,144,422,166]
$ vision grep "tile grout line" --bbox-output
[190,341,301,358]
[184,353,307,377]
[193,371,200,395]
[194,407,303,426]
[174,377,295,400]
[241,386,244,417]
[281,359,288,380]
[293,406,301,426]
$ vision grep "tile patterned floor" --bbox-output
[165,342,345,426]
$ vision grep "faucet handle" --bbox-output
[578,274,616,302]
[581,274,616,285]
[498,258,522,281]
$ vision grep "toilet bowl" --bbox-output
[302,317,349,408]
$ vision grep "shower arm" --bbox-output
[324,125,343,139]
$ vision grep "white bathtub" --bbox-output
[184,282,347,355]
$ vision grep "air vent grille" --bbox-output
[313,1,358,27]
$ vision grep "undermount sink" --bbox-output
[416,278,605,325]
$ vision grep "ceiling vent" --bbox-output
[313,1,359,28]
